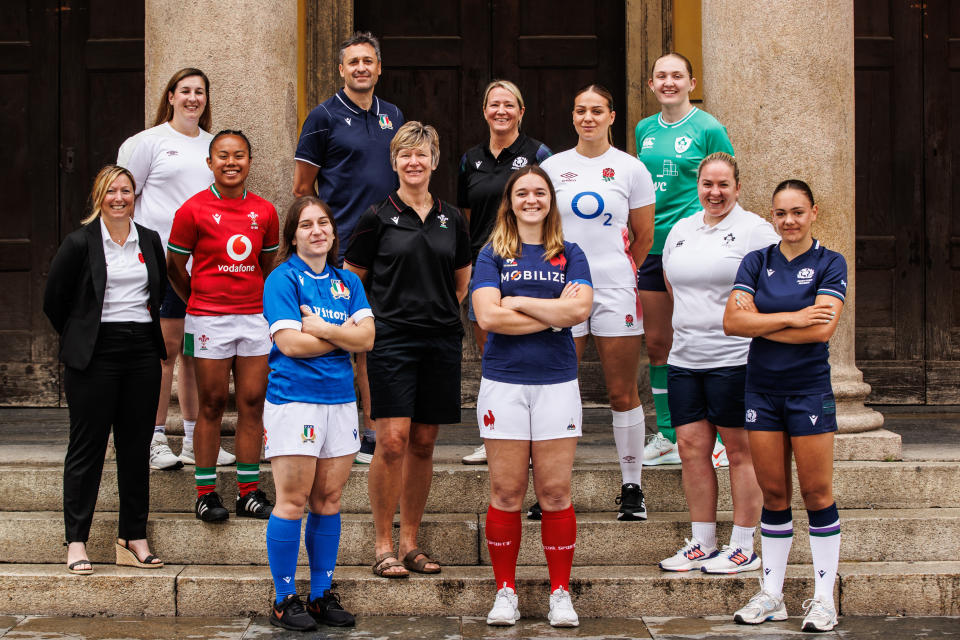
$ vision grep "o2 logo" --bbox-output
[571,191,612,226]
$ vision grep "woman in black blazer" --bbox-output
[44,165,168,574]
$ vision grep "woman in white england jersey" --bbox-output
[117,68,233,470]
[540,84,656,521]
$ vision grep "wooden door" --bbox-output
[922,1,960,403]
[853,1,925,403]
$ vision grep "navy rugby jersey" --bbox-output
[472,241,591,385]
[733,239,847,395]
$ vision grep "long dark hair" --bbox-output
[280,196,339,263]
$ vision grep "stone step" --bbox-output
[1,562,957,617]
[4,508,958,567]
[3,461,957,514]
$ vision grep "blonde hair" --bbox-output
[82,165,136,225]
[482,80,525,127]
[488,166,565,261]
[697,151,739,184]
[390,121,440,170]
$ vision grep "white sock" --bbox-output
[153,425,165,436]
[612,407,645,486]
[731,525,756,555]
[808,506,841,606]
[760,508,793,598]
[183,419,196,447]
[691,521,717,550]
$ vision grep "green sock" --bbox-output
[237,462,260,497]
[195,466,217,498]
[649,364,675,443]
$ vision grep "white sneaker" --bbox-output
[659,538,719,572]
[149,432,183,471]
[642,433,681,466]
[179,441,236,466]
[733,582,788,625]
[801,595,838,632]
[485,585,520,626]
[700,545,761,574]
[712,440,729,468]
[462,444,487,465]
[547,587,579,627]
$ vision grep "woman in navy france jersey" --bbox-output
[259,196,374,631]
[723,180,846,633]
[473,166,592,628]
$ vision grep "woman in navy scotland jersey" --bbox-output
[723,180,846,632]
[473,166,592,628]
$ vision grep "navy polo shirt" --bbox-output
[295,90,404,255]
[457,134,552,261]
[733,239,847,395]
[344,192,471,335]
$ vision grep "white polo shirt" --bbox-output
[662,204,780,369]
[100,218,151,323]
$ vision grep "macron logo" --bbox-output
[809,414,819,425]
[767,269,775,277]
[475,160,482,169]
[391,216,399,225]
[345,117,351,126]
[213,213,221,224]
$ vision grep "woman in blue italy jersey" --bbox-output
[723,180,846,633]
[260,196,374,632]
[473,166,592,628]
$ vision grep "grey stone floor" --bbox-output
[0,614,958,639]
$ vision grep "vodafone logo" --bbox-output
[225,234,252,261]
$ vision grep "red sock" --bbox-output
[541,504,576,592]
[486,505,522,591]
[237,481,258,497]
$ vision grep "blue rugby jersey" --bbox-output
[472,241,591,385]
[733,239,847,394]
[263,255,372,404]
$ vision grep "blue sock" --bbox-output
[266,513,302,604]
[305,511,341,600]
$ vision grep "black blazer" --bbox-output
[43,220,167,370]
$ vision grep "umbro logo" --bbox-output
[809,414,819,425]
[391,216,399,225]
[475,160,482,169]
[345,117,351,126]
[767,269,775,276]
[213,213,221,224]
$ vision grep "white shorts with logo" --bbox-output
[263,400,360,459]
[571,286,643,338]
[476,378,582,441]
[184,313,271,359]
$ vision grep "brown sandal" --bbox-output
[372,552,409,579]
[402,548,441,574]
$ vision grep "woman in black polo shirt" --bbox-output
[457,79,551,465]
[345,121,472,578]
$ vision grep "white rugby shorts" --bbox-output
[184,313,271,358]
[476,377,582,441]
[571,286,643,338]
[263,400,360,459]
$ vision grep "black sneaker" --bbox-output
[354,436,375,464]
[270,594,317,631]
[307,589,356,627]
[237,488,273,519]
[526,501,542,521]
[195,491,229,522]
[615,483,647,521]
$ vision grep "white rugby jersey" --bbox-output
[542,147,655,288]
[662,203,780,369]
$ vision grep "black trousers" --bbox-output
[63,322,161,542]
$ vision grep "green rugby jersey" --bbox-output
[635,107,734,255]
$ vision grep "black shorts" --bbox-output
[366,323,462,424]
[636,253,667,292]
[668,364,746,428]
[744,391,838,436]
[159,278,187,319]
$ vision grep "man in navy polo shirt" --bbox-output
[293,30,404,465]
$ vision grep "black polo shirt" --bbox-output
[457,133,552,261]
[344,192,471,335]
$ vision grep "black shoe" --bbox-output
[237,488,273,519]
[270,594,317,631]
[195,491,229,522]
[615,483,647,521]
[307,589,356,627]
[526,501,542,521]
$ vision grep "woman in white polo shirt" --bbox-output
[658,152,778,574]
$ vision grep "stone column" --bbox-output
[701,1,883,434]
[145,0,299,213]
